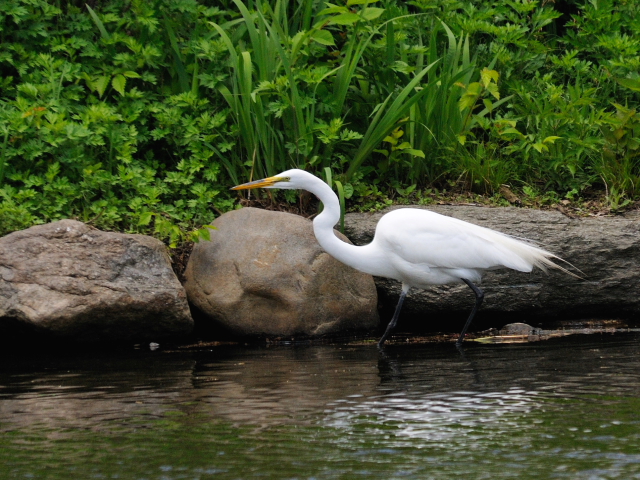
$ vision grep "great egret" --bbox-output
[232,169,575,346]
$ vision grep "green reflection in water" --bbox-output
[2,394,640,479]
[3,336,640,480]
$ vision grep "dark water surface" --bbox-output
[2,334,640,479]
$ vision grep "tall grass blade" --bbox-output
[86,5,109,39]
[346,60,440,179]
[334,180,346,234]
[163,14,190,93]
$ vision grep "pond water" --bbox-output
[2,333,640,480]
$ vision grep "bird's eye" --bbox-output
[280,177,290,182]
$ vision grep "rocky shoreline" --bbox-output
[2,206,639,345]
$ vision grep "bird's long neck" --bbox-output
[308,180,377,275]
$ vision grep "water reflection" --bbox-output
[1,334,640,479]
[188,346,383,425]
[0,354,195,431]
[324,387,541,444]
[1,334,639,433]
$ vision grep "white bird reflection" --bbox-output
[323,387,541,444]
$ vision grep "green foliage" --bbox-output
[404,0,640,204]
[209,0,435,187]
[596,103,640,210]
[0,0,235,242]
[2,0,640,243]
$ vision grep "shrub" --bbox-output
[2,0,640,243]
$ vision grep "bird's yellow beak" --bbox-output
[231,176,285,190]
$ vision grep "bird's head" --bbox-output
[231,169,317,191]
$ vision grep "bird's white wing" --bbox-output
[374,209,549,272]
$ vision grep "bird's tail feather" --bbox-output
[533,250,584,279]
[489,230,583,279]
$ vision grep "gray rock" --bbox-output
[344,205,640,329]
[499,323,537,335]
[0,220,193,342]
[184,207,379,338]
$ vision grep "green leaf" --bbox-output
[329,13,361,25]
[480,68,499,87]
[459,93,477,111]
[92,75,110,97]
[195,226,216,242]
[404,148,425,158]
[112,74,126,96]
[543,136,562,144]
[291,30,306,52]
[613,128,625,140]
[615,77,640,92]
[17,83,38,98]
[532,142,548,153]
[347,0,379,5]
[485,82,500,100]
[123,71,141,78]
[361,7,384,20]
[317,6,349,15]
[500,127,523,136]
[138,211,154,226]
[310,30,335,46]
[466,82,482,95]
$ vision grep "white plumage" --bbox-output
[360,208,563,284]
[232,169,574,346]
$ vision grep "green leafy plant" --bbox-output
[596,103,640,209]
[0,0,235,241]
[3,0,640,243]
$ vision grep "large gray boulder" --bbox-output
[0,220,193,342]
[184,207,379,338]
[344,205,640,330]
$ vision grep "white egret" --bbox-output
[232,169,575,346]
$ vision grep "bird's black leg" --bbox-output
[378,288,409,348]
[456,279,484,346]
